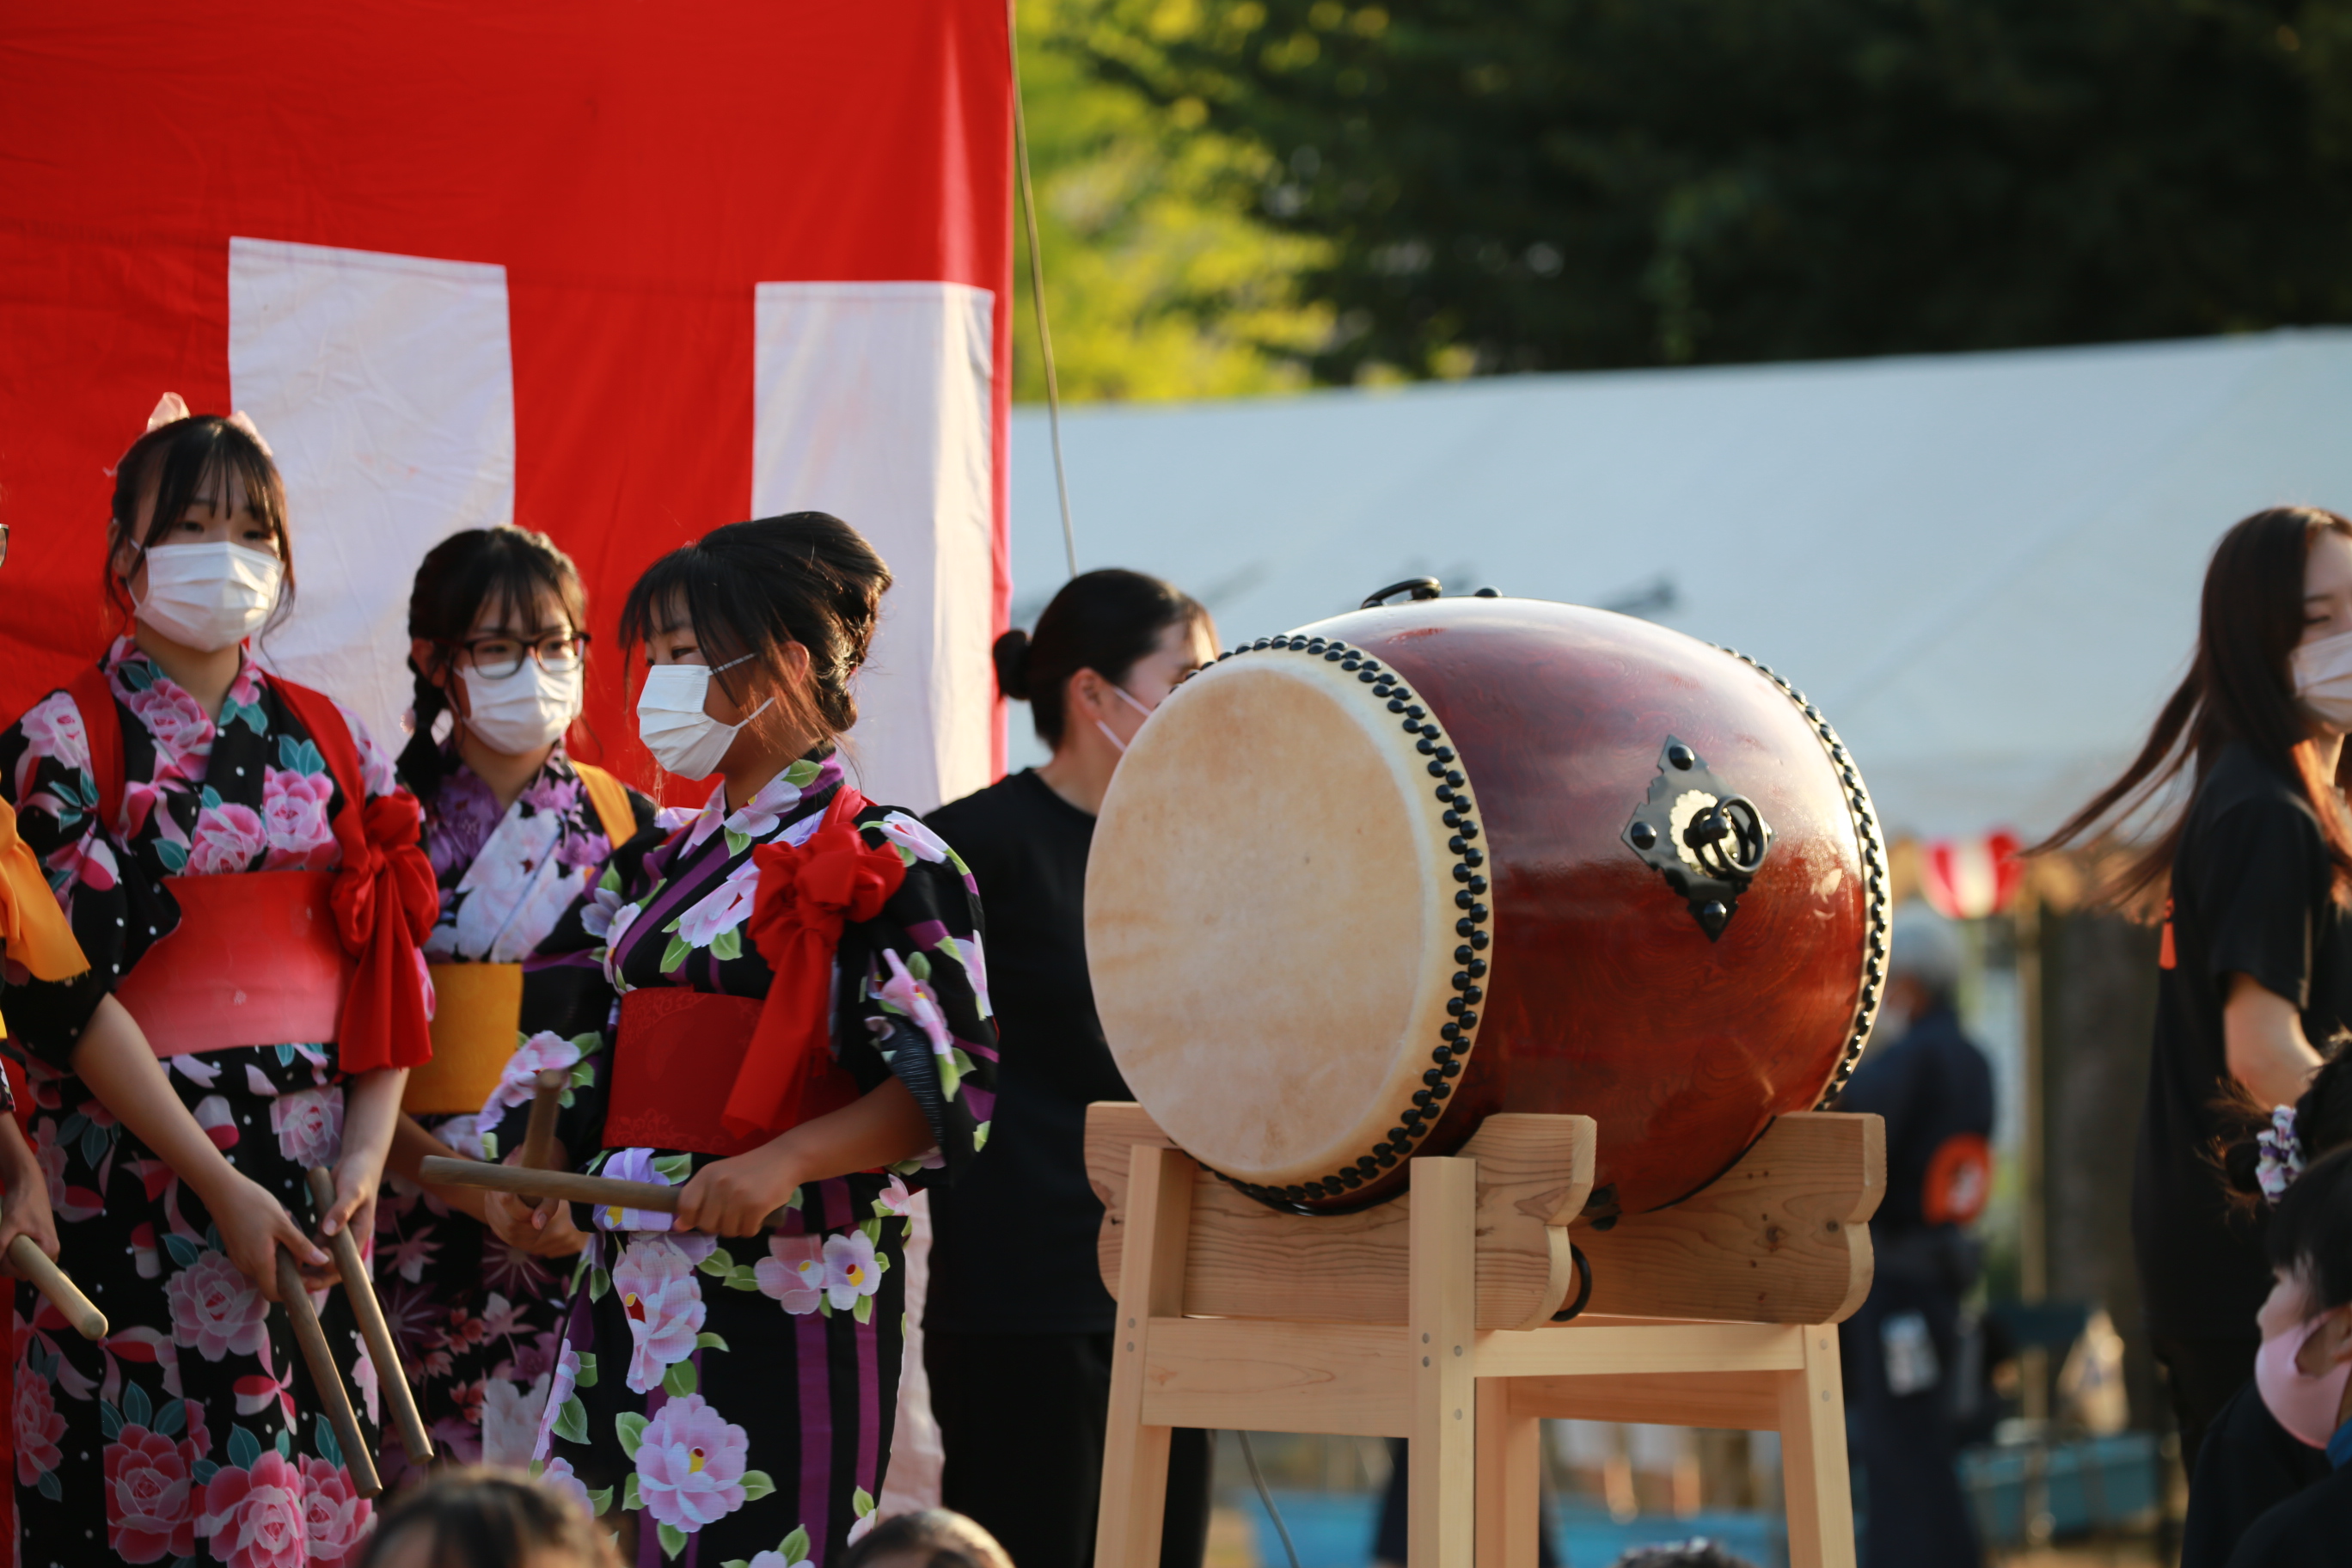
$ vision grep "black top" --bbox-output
[2226,1460,2352,1568]
[2184,1381,2333,1568]
[2136,742,2352,1341]
[1836,1001,1994,1235]
[923,769,1130,1335]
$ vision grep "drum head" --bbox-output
[1087,648,1475,1193]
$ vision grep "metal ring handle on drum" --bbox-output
[1361,578,1443,610]
[1549,1244,1596,1323]
[1684,793,1769,883]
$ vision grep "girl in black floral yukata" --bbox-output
[2,397,434,1568]
[376,527,658,1478]
[481,513,996,1568]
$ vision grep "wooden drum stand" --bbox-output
[1085,1104,1884,1568]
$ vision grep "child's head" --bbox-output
[2220,1043,2352,1204]
[354,1469,618,1568]
[2254,1145,2352,1443]
[836,1510,1014,1568]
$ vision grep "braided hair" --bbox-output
[397,527,587,799]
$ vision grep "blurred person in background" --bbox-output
[923,569,1217,1568]
[2039,507,2352,1465]
[1835,904,1994,1568]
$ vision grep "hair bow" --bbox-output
[144,392,273,457]
[2257,1104,2306,1202]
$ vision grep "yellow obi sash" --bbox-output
[0,797,89,1038]
[405,962,524,1115]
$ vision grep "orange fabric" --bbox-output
[1922,1131,1993,1227]
[0,798,84,984]
[407,963,524,1113]
[267,677,438,1075]
[730,788,903,1142]
[572,761,636,849]
[113,872,352,1054]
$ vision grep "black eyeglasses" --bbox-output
[452,630,590,679]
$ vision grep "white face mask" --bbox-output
[2294,628,2352,732]
[637,656,772,780]
[134,542,283,652]
[1093,683,1159,756]
[458,661,581,756]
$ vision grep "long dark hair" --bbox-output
[995,568,1208,747]
[106,413,293,625]
[397,526,589,799]
[2037,505,2352,910]
[620,512,891,752]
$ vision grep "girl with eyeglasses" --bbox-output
[378,525,658,1475]
[0,395,431,1555]
[480,513,995,1566]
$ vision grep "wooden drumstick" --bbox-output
[519,1069,567,1170]
[303,1167,433,1467]
[419,1155,791,1231]
[6,1234,105,1341]
[274,1249,382,1498]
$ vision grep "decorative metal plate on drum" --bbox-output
[1086,596,1888,1217]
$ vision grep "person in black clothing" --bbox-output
[2219,1145,2352,1566]
[1835,906,1995,1568]
[2040,506,2352,1468]
[2183,1050,2352,1564]
[923,569,1217,1568]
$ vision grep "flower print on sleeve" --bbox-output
[837,819,999,1185]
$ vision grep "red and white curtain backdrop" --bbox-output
[0,3,1013,802]
[1,0,1013,1517]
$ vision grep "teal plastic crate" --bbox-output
[1235,1489,1785,1568]
[1954,1432,2160,1545]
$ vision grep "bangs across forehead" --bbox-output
[132,421,287,548]
[622,553,762,659]
[466,557,581,636]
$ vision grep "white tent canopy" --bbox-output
[1007,329,2352,840]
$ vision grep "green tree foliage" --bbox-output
[1071,0,2352,378]
[1013,0,1332,400]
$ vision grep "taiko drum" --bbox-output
[1085,595,1889,1216]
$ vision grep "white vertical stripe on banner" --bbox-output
[230,236,517,753]
[754,280,995,1516]
[752,281,997,817]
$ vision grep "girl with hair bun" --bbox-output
[481,513,995,1567]
[923,568,1216,1568]
[0,395,431,1553]
[375,524,658,1474]
[2044,506,2352,1466]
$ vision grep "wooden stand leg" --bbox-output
[1410,1157,1478,1568]
[1777,1326,1855,1568]
[1094,1145,1194,1568]
[1474,1380,1540,1568]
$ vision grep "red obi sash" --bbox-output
[604,988,861,1157]
[70,662,437,1074]
[113,872,356,1056]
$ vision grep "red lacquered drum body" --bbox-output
[1085,597,1888,1216]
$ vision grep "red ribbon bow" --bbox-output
[323,792,439,1075]
[731,787,905,1142]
